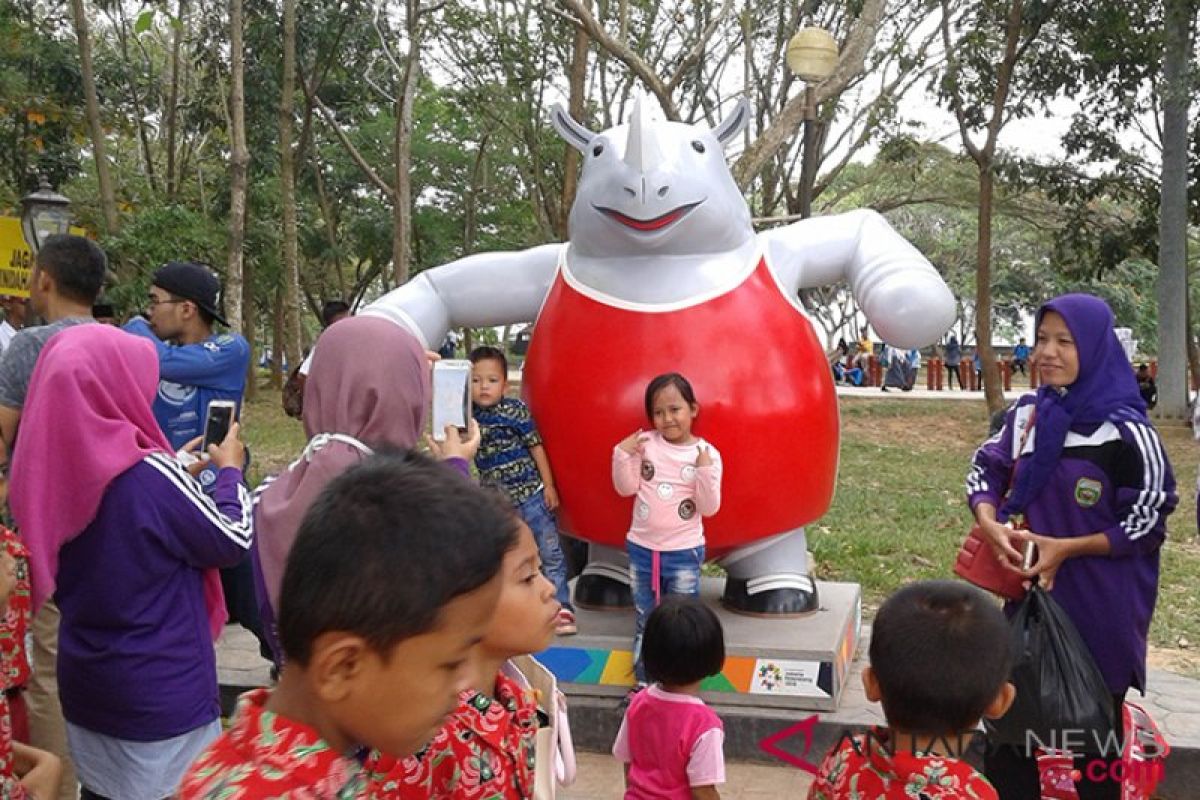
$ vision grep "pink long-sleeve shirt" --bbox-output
[612,432,723,552]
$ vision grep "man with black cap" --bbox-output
[123,261,250,451]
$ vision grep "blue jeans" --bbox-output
[627,541,704,682]
[517,490,573,611]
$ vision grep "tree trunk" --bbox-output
[225,0,248,337]
[975,165,1004,414]
[279,0,302,369]
[1155,0,1192,420]
[559,2,590,238]
[270,285,285,389]
[241,202,257,401]
[70,0,119,234]
[391,7,422,286]
[165,0,188,200]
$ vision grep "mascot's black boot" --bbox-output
[721,575,819,617]
[574,573,634,610]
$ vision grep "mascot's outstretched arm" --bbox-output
[362,244,562,348]
[761,209,956,348]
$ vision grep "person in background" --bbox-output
[282,299,352,419]
[1136,363,1157,410]
[904,347,921,391]
[123,262,250,451]
[1011,337,1030,375]
[90,303,116,326]
[0,234,104,800]
[880,344,908,392]
[0,298,28,354]
[852,330,873,371]
[944,334,962,390]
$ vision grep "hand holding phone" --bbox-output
[202,400,237,452]
[431,360,472,441]
[201,401,243,470]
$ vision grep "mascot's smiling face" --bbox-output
[552,97,755,260]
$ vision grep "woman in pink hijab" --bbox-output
[252,316,478,664]
[8,324,253,800]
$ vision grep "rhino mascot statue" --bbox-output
[364,97,955,615]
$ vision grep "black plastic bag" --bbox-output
[986,585,1116,753]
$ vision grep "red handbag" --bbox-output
[954,522,1028,601]
[955,410,1035,601]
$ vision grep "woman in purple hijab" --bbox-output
[966,293,1176,799]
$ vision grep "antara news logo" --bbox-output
[758,717,1166,786]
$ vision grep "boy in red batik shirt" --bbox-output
[809,581,1015,800]
[0,546,61,799]
[374,519,567,799]
[178,454,516,799]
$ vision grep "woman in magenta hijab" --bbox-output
[8,324,253,800]
[251,316,478,665]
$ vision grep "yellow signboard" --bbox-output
[0,217,87,298]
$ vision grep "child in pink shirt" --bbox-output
[613,597,725,800]
[613,373,722,683]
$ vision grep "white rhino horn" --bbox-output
[549,103,597,153]
[623,96,662,174]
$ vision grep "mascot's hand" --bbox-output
[618,430,648,455]
[695,445,713,467]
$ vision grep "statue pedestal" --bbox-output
[538,576,861,712]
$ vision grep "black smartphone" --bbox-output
[201,400,237,452]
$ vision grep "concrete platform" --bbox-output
[539,577,861,712]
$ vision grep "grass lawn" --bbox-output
[238,380,1200,677]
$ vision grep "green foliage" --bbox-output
[0,2,84,205]
[99,205,226,313]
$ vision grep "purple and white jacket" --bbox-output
[967,394,1176,695]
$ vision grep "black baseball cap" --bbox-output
[152,261,228,326]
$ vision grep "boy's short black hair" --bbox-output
[469,345,507,374]
[35,235,106,306]
[644,372,697,420]
[870,581,1012,735]
[278,450,518,665]
[321,299,351,327]
[642,596,725,686]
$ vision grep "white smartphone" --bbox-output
[201,400,238,452]
[431,360,472,441]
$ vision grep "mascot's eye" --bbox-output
[691,141,706,153]
[592,144,604,157]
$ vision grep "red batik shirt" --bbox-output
[372,672,539,799]
[808,727,998,800]
[0,528,31,693]
[177,688,369,799]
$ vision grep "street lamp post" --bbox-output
[785,27,839,219]
[20,175,72,255]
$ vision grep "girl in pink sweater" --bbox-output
[613,373,723,683]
